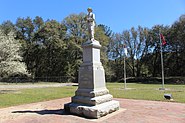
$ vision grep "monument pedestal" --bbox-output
[64,40,119,119]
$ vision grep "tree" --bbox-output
[98,24,113,37]
[144,25,170,77]
[96,25,114,81]
[108,26,151,79]
[166,15,185,76]
[29,20,67,79]
[62,13,88,43]
[107,33,124,79]
[33,16,44,31]
[0,29,29,78]
[62,13,88,81]
[16,16,44,78]
[0,20,16,35]
[15,17,34,41]
[135,26,150,77]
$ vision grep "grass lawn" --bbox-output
[0,86,77,108]
[107,83,185,103]
[0,83,185,108]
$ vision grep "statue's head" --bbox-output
[87,7,93,12]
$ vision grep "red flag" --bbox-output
[160,34,167,45]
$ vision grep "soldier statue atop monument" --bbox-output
[86,7,95,41]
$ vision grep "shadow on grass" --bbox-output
[12,109,70,115]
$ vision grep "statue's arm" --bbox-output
[89,14,95,21]
[87,13,95,22]
[92,14,95,20]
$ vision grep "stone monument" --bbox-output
[64,8,120,119]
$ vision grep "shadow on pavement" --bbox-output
[12,109,97,119]
[12,109,70,115]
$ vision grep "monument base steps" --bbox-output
[64,100,119,119]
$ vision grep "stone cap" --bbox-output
[82,40,101,49]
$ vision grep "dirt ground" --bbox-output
[0,98,185,123]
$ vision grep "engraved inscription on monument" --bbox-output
[79,67,93,88]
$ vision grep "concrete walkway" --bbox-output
[0,98,185,123]
[0,83,77,90]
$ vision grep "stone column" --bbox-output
[64,40,120,119]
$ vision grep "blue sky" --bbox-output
[0,0,184,33]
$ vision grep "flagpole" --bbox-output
[123,44,127,89]
[159,33,165,90]
[124,53,127,89]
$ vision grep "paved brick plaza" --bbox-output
[0,98,185,123]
